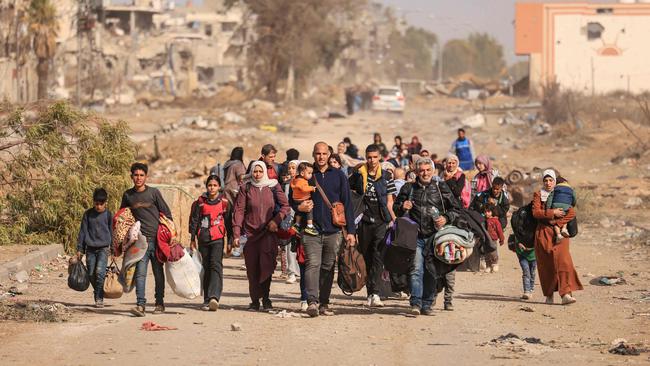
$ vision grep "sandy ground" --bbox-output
[1,99,649,365]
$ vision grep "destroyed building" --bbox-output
[1,0,250,104]
[516,1,650,95]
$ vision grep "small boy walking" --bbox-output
[76,188,113,308]
[514,237,537,300]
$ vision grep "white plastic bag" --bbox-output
[164,249,201,299]
[190,248,203,278]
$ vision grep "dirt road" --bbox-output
[1,100,648,365]
[1,228,648,365]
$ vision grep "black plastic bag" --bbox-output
[68,259,90,291]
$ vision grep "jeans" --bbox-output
[303,232,341,305]
[199,239,224,303]
[135,238,165,307]
[85,246,109,301]
[299,263,307,301]
[518,255,537,293]
[410,237,435,310]
[358,220,388,297]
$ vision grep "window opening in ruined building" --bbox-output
[587,22,604,41]
[222,22,237,32]
[596,8,613,15]
[205,24,213,36]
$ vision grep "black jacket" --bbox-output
[393,178,461,238]
[469,189,510,229]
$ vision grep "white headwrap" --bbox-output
[540,169,557,202]
[249,161,278,189]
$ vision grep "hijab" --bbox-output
[540,169,556,202]
[443,154,461,180]
[249,161,278,189]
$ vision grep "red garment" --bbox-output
[267,165,278,180]
[156,214,184,263]
[532,192,583,296]
[232,183,290,300]
[486,216,504,243]
[141,321,177,331]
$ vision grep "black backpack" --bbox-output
[510,202,537,248]
[383,216,419,274]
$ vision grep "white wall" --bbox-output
[553,14,650,94]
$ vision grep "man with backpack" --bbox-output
[394,158,461,316]
[293,142,356,317]
[349,144,397,308]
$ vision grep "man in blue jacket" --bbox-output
[450,128,475,171]
[294,142,356,317]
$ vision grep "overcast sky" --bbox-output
[379,0,613,64]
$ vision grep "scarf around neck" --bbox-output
[249,161,278,190]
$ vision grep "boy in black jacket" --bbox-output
[76,188,113,308]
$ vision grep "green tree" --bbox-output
[467,32,505,78]
[386,27,438,80]
[227,0,357,101]
[0,102,135,251]
[28,0,59,100]
[442,39,475,78]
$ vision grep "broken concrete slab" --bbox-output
[0,244,64,284]
[221,112,246,124]
[461,113,486,128]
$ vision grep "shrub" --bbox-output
[0,102,135,252]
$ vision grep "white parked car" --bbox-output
[372,85,405,113]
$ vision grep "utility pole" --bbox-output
[76,0,82,106]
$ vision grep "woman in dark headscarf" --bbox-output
[532,169,582,305]
[407,136,422,155]
[232,161,290,311]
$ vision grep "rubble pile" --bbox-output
[0,301,72,322]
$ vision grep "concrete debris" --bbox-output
[303,110,319,120]
[533,122,552,135]
[118,89,136,105]
[0,301,71,322]
[624,196,643,208]
[609,339,642,356]
[480,333,553,355]
[461,113,486,128]
[499,111,526,126]
[221,112,246,124]
[12,270,29,284]
[231,323,242,331]
[242,99,275,111]
[597,276,626,286]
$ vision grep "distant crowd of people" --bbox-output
[75,130,582,317]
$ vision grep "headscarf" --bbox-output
[443,154,461,180]
[249,160,278,189]
[475,155,492,172]
[540,169,556,202]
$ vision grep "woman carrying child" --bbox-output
[532,169,582,305]
[189,175,229,311]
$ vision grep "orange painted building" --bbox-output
[515,2,650,94]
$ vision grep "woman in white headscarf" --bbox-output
[532,169,582,305]
[232,161,290,311]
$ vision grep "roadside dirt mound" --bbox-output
[0,301,72,322]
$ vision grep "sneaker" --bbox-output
[285,274,297,284]
[209,298,219,312]
[444,302,454,311]
[545,295,554,304]
[303,225,318,236]
[300,301,308,312]
[521,292,531,300]
[95,300,104,309]
[262,298,273,311]
[491,264,499,273]
[484,266,493,273]
[561,294,577,305]
[421,308,435,316]
[200,303,210,311]
[560,226,571,238]
[130,305,145,317]
[410,305,421,316]
[153,304,165,314]
[479,258,487,271]
[248,301,260,312]
[306,303,319,317]
[368,294,384,308]
[319,304,334,316]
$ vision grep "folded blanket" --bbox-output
[120,232,148,293]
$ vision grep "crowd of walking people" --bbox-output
[75,130,582,317]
